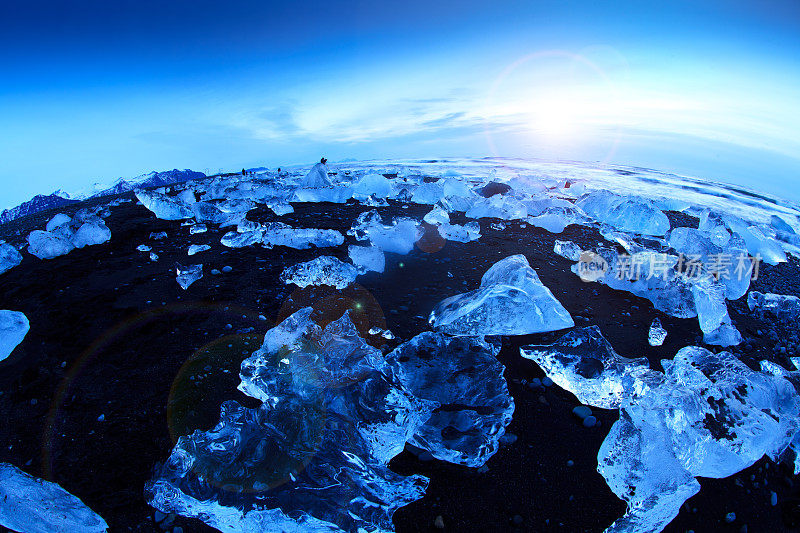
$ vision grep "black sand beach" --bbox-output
[1,194,800,532]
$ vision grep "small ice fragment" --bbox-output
[267,202,294,216]
[648,318,667,346]
[0,463,108,533]
[137,244,152,252]
[553,240,582,261]
[280,256,358,289]
[149,231,168,240]
[0,310,29,362]
[222,265,232,273]
[149,252,158,262]
[187,244,211,256]
[189,224,207,234]
[176,264,203,290]
[748,291,800,321]
[349,211,421,254]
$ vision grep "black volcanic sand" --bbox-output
[2,194,800,533]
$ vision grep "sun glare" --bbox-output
[530,98,578,138]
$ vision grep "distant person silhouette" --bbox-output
[241,168,246,176]
[320,157,327,165]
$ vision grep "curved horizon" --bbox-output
[1,0,799,208]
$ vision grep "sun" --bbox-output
[530,97,579,138]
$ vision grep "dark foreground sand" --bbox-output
[1,194,800,532]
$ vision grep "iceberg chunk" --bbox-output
[0,310,29,362]
[648,318,667,346]
[351,173,392,199]
[292,186,352,204]
[690,275,741,346]
[349,210,421,255]
[176,264,203,290]
[577,190,670,236]
[0,463,108,533]
[220,230,263,248]
[748,291,800,320]
[598,411,701,533]
[280,256,358,289]
[667,227,750,300]
[45,213,72,232]
[190,201,231,224]
[438,221,481,243]
[135,189,193,220]
[430,254,574,336]
[571,248,697,318]
[240,309,436,460]
[423,205,450,225]
[27,230,75,259]
[187,244,211,256]
[300,161,332,188]
[553,240,582,261]
[466,195,527,221]
[71,220,111,248]
[262,222,344,249]
[387,333,514,466]
[522,327,800,533]
[521,326,658,410]
[0,242,23,275]
[528,206,591,234]
[722,214,787,265]
[146,399,428,533]
[770,215,795,234]
[411,181,445,205]
[348,244,385,273]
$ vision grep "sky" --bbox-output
[1,0,799,209]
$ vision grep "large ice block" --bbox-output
[429,254,574,336]
[577,190,670,236]
[386,332,514,466]
[0,310,29,362]
[522,327,800,533]
[0,242,23,275]
[0,463,108,533]
[135,189,193,220]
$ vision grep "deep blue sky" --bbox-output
[1,0,799,207]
